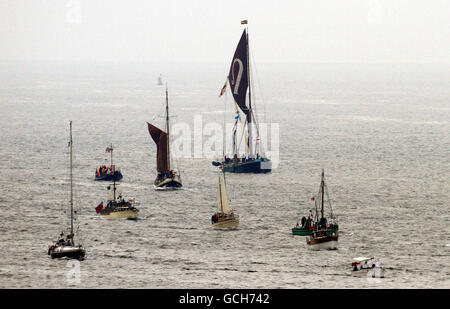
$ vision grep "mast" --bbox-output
[69,121,74,235]
[113,179,116,201]
[245,25,254,158]
[321,169,325,219]
[110,143,113,168]
[218,174,223,212]
[166,85,171,171]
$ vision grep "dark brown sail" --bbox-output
[147,122,169,173]
[228,29,249,116]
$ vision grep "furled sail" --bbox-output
[228,29,249,116]
[217,173,231,214]
[147,122,169,173]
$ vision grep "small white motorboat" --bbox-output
[351,257,385,278]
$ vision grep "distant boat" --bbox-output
[212,20,271,173]
[95,178,139,220]
[306,169,339,250]
[157,74,163,86]
[351,257,385,278]
[147,86,182,189]
[48,121,85,260]
[94,144,123,181]
[211,171,239,229]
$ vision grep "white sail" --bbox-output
[217,173,231,214]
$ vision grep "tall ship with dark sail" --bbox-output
[212,20,272,173]
[48,121,85,260]
[94,144,123,182]
[147,86,182,189]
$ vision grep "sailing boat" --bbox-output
[147,86,182,189]
[306,169,339,250]
[211,171,239,229]
[95,178,139,220]
[94,144,123,181]
[212,20,271,173]
[48,121,86,259]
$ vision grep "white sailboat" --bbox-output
[211,172,239,229]
[48,121,85,260]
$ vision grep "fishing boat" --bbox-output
[94,144,123,181]
[292,208,338,236]
[211,171,239,229]
[95,179,139,220]
[147,86,182,189]
[211,20,271,174]
[305,169,339,250]
[351,257,385,278]
[48,121,86,260]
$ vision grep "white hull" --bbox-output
[306,239,338,250]
[351,267,385,278]
[100,209,139,220]
[212,218,239,229]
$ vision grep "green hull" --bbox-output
[292,225,338,236]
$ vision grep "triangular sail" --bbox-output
[217,173,230,214]
[228,29,249,116]
[147,122,169,173]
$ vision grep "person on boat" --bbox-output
[308,210,313,219]
[211,214,218,223]
[57,233,66,246]
[66,234,73,246]
[317,216,326,228]
[301,216,307,228]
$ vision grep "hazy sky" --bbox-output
[0,0,449,64]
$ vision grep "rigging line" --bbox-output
[233,101,249,152]
[237,116,248,156]
[248,36,268,156]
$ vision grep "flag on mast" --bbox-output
[95,202,104,214]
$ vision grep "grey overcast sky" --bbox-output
[0,0,449,64]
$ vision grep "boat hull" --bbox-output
[212,217,239,229]
[154,177,182,189]
[306,239,338,250]
[292,225,338,236]
[49,246,85,260]
[219,158,271,174]
[100,209,139,220]
[351,267,385,278]
[95,171,123,182]
[306,233,339,250]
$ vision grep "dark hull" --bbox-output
[220,158,271,174]
[292,225,338,236]
[50,248,85,260]
[308,234,339,245]
[94,171,123,182]
[154,177,182,189]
